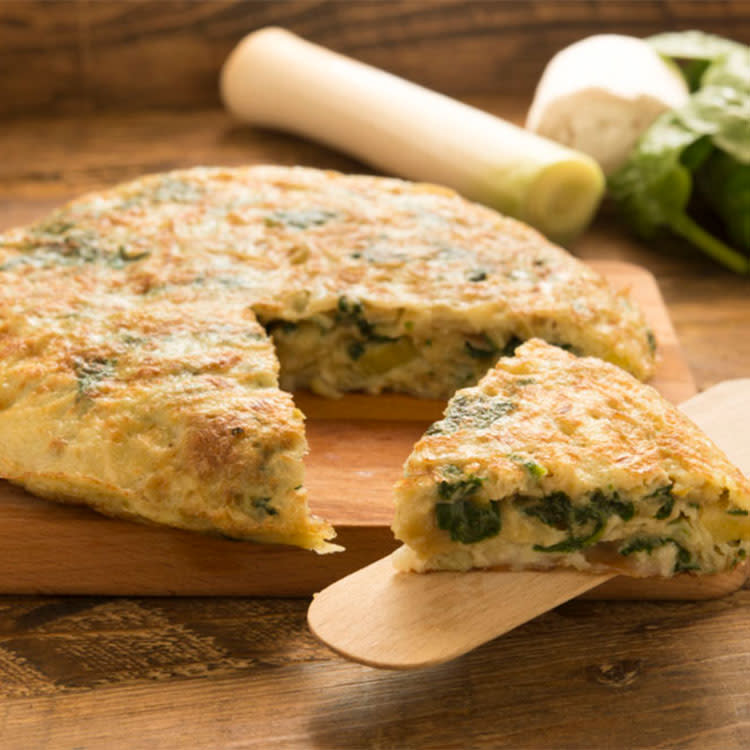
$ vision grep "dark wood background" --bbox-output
[2,0,750,117]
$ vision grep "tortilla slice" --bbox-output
[393,339,750,575]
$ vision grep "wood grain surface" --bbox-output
[2,0,750,116]
[3,592,750,748]
[3,6,750,744]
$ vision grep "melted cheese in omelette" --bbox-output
[0,166,655,550]
[392,340,750,576]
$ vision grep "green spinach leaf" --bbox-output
[523,490,632,554]
[435,473,502,544]
[435,499,501,544]
[610,32,750,273]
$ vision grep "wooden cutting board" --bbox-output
[1,259,732,598]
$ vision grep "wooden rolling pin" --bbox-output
[220,27,605,243]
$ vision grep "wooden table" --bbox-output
[3,9,750,745]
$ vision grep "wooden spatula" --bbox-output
[308,379,750,669]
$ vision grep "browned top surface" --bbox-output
[2,94,750,750]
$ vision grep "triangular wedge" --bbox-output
[393,339,750,576]
[0,279,337,551]
[0,165,655,550]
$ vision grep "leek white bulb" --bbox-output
[222,28,605,242]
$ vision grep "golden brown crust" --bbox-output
[0,166,655,549]
[393,340,750,575]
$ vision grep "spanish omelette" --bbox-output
[0,166,655,550]
[392,339,750,576]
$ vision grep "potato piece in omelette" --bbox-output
[0,165,655,550]
[393,340,750,575]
